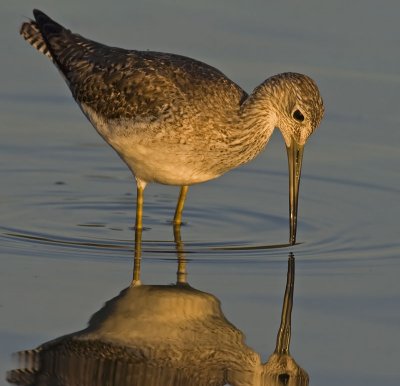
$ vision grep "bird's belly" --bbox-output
[115,141,219,185]
[80,103,222,185]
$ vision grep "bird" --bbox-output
[20,9,324,245]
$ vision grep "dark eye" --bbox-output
[292,109,304,122]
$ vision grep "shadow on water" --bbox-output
[7,228,308,386]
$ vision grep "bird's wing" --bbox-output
[21,10,246,123]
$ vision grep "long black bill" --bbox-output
[286,141,304,245]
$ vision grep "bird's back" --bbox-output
[21,10,246,124]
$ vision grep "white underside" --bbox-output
[80,103,220,186]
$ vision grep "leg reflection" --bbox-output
[131,227,142,286]
[131,224,188,287]
[174,225,188,285]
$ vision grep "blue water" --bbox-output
[1,1,400,385]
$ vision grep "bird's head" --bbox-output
[266,73,324,245]
[268,72,324,147]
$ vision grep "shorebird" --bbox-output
[20,10,324,245]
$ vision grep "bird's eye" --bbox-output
[292,109,304,122]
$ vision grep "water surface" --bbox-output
[1,1,400,385]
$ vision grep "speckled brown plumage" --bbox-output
[22,10,245,122]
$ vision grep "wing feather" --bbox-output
[21,10,247,124]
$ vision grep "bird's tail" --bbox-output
[19,9,106,80]
[19,9,74,69]
[20,18,53,61]
[6,348,41,385]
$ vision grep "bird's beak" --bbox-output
[286,140,304,245]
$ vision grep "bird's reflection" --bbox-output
[7,229,308,386]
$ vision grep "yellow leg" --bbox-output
[135,184,144,230]
[173,185,189,225]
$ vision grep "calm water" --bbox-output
[1,1,400,385]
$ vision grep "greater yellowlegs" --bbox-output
[20,10,324,244]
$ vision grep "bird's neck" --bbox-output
[228,82,279,167]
